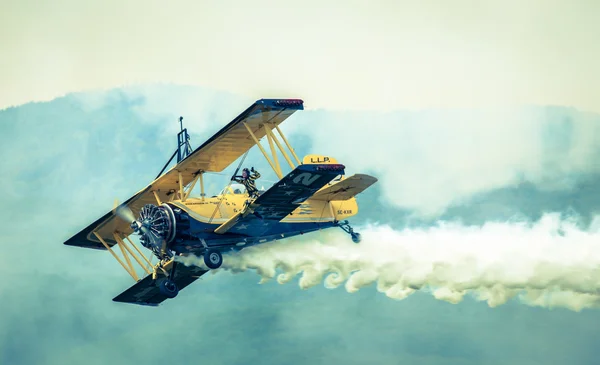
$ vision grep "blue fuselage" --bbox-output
[170,210,337,256]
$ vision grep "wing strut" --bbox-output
[243,122,283,179]
[265,124,295,169]
[275,125,301,165]
[93,231,139,281]
[242,120,301,179]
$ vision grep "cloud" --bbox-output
[288,106,600,216]
[4,86,600,365]
[178,212,600,312]
[66,84,600,220]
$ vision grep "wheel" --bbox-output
[204,249,223,269]
[351,232,361,243]
[158,279,179,298]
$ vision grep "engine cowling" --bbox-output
[134,203,176,255]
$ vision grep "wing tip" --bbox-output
[112,297,161,307]
[354,173,379,183]
[258,98,304,110]
[63,235,108,250]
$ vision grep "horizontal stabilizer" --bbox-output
[112,264,208,306]
[310,174,378,201]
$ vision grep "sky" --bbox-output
[3,2,600,364]
[2,86,600,365]
[1,0,600,111]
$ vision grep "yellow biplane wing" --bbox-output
[64,99,304,250]
[310,174,378,201]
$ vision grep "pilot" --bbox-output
[233,167,261,198]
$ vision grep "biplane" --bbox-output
[64,99,377,306]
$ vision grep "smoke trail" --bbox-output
[176,213,600,312]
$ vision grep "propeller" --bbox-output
[113,200,144,234]
[114,200,136,224]
[112,200,173,260]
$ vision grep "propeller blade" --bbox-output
[114,203,136,223]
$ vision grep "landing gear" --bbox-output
[158,278,179,298]
[151,260,180,298]
[204,249,223,269]
[337,220,362,243]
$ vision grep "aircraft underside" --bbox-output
[178,219,339,254]
[134,200,341,256]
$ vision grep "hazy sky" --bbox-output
[1,0,599,111]
[3,3,600,364]
[3,86,600,365]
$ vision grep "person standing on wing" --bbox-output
[233,167,261,198]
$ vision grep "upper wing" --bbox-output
[177,98,303,173]
[309,174,378,201]
[64,99,304,250]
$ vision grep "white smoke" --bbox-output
[176,213,600,312]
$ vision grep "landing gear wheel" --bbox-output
[337,220,362,244]
[158,279,179,298]
[204,249,223,269]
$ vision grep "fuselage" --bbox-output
[166,185,359,256]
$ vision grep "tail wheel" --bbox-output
[337,220,361,244]
[204,249,223,269]
[158,279,179,298]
